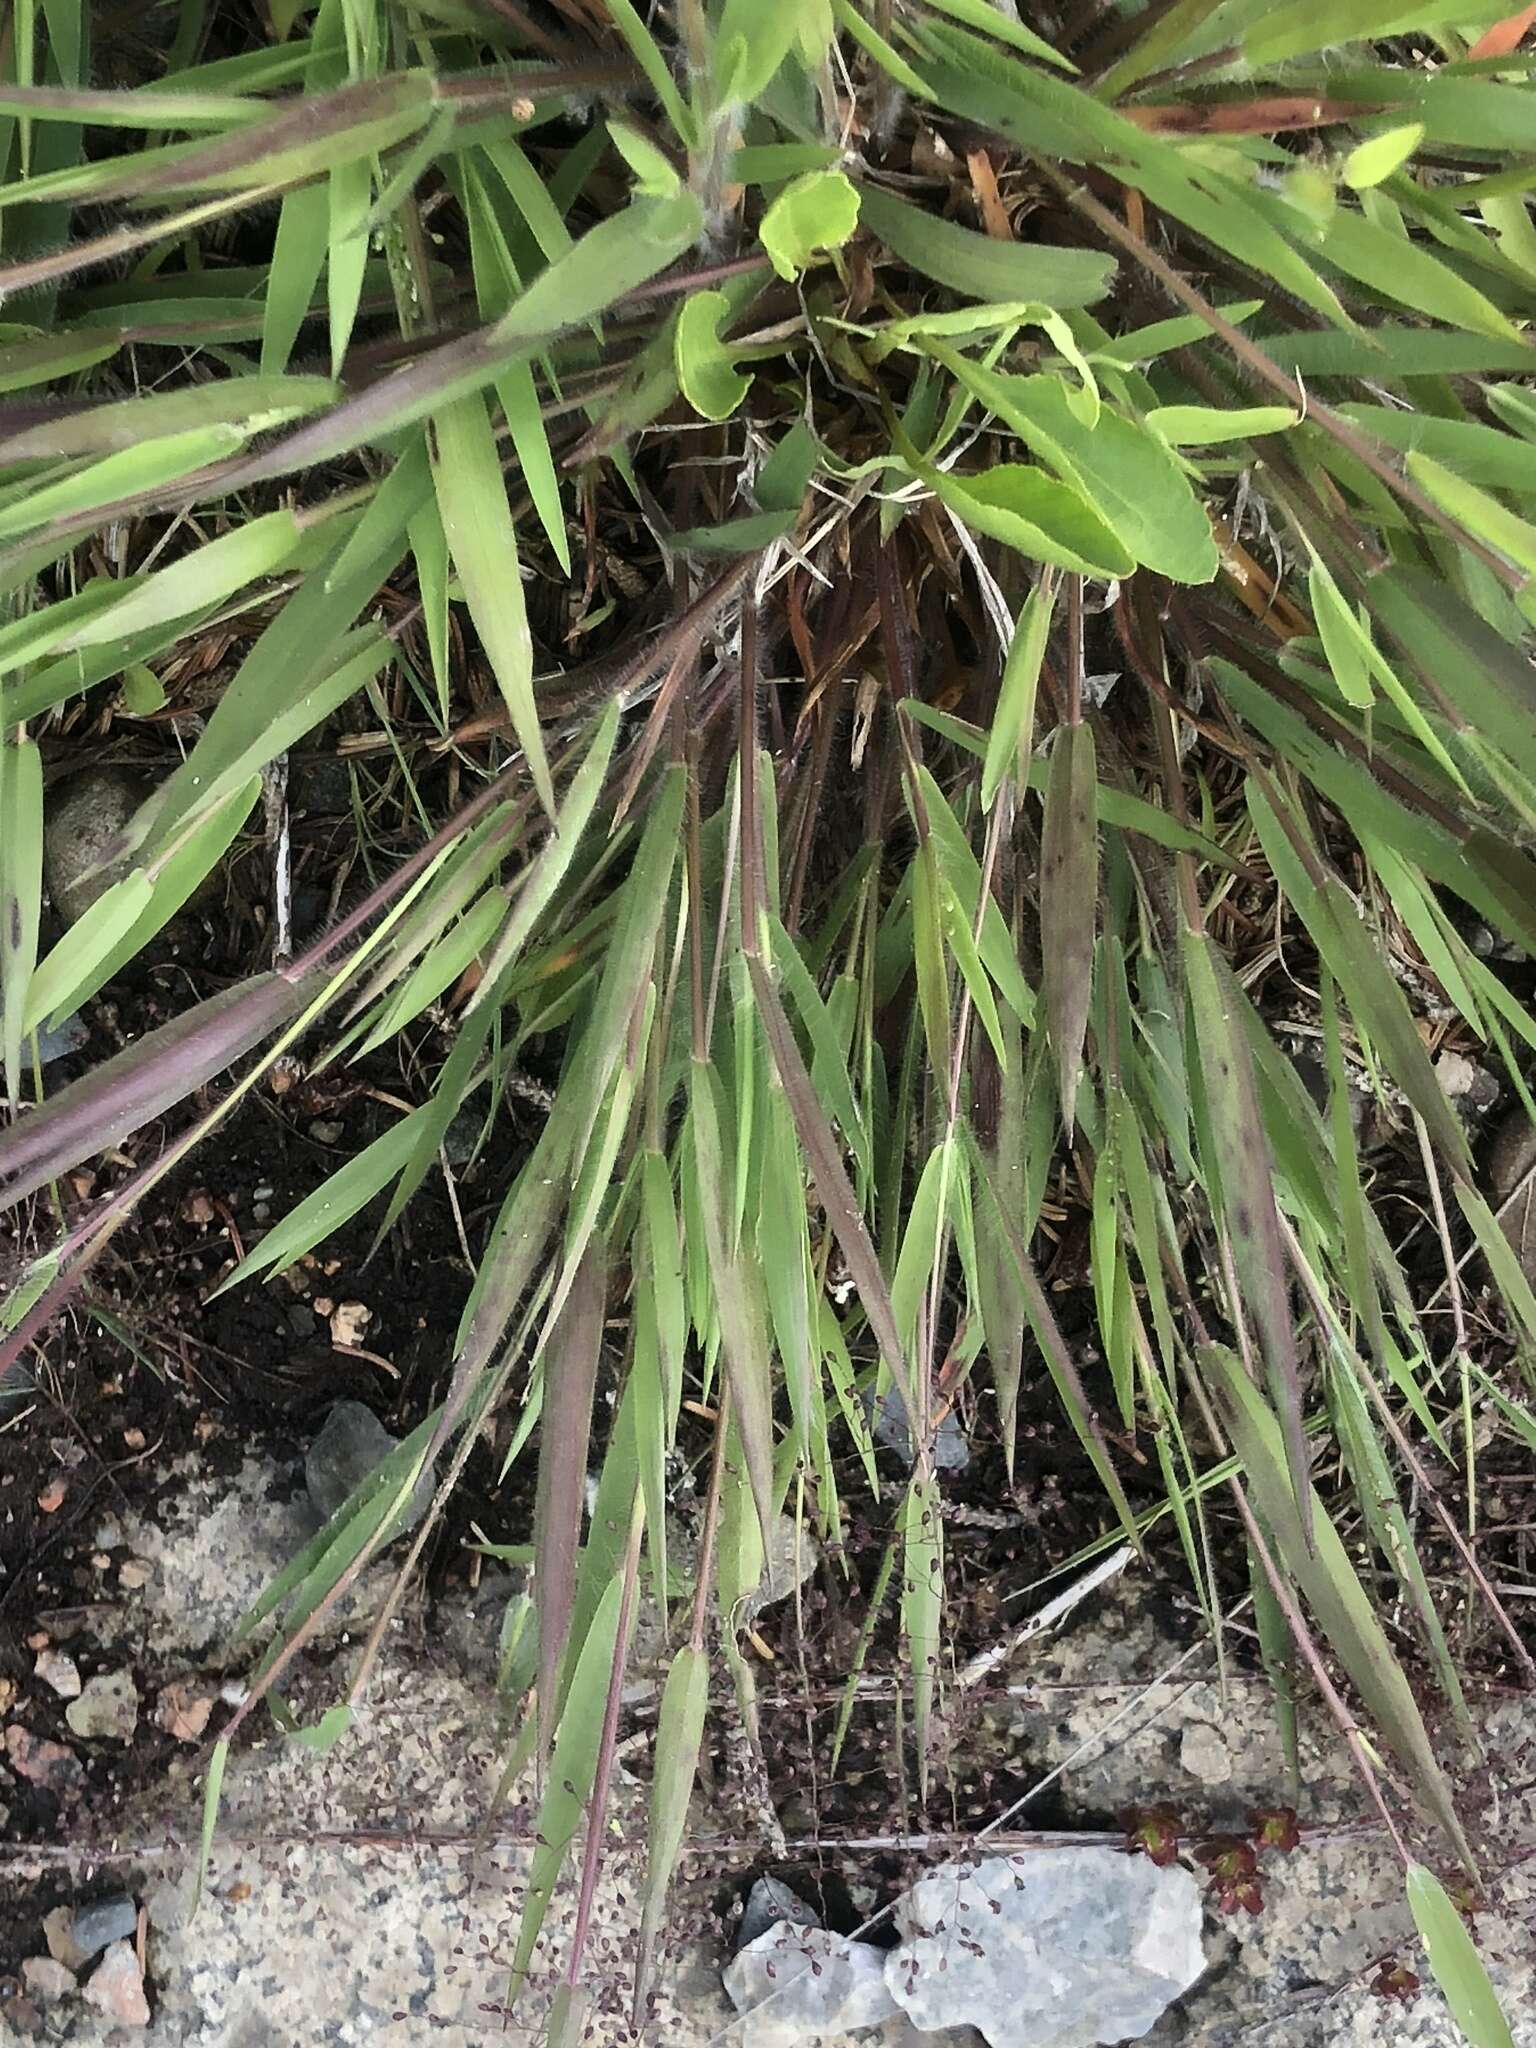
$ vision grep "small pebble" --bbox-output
[33,1650,81,1700]
[308,1118,344,1145]
[65,1672,139,1743]
[20,1956,75,2000]
[118,1559,151,1589]
[6,1727,85,1798]
[84,1941,150,2028]
[43,1906,89,1971]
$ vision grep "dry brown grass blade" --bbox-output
[534,1234,608,1756]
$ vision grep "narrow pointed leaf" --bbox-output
[534,1236,607,1757]
[1203,1344,1471,1868]
[1185,931,1309,1540]
[1039,723,1097,1129]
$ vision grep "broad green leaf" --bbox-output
[915,454,1135,579]
[608,119,681,200]
[0,376,336,462]
[675,290,750,422]
[0,425,241,541]
[63,509,307,648]
[1242,0,1507,66]
[891,1138,952,1351]
[0,329,117,394]
[1342,123,1424,191]
[929,346,1220,582]
[982,578,1053,809]
[1304,200,1521,343]
[1408,452,1536,579]
[25,873,154,1030]
[1147,404,1298,445]
[760,170,860,281]
[1406,1865,1514,2048]
[262,181,329,375]
[353,890,506,1060]
[430,391,551,815]
[716,0,821,103]
[1307,558,1375,711]
[913,765,1035,1024]
[635,1647,709,2015]
[916,0,1076,70]
[857,183,1112,310]
[214,1104,435,1293]
[145,446,427,851]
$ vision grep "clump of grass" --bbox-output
[3,0,1536,2033]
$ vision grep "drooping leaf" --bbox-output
[1204,1345,1471,1868]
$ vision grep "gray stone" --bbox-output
[724,1921,899,2046]
[305,1399,434,1535]
[738,1876,819,1951]
[43,768,145,924]
[89,1452,410,1668]
[64,1670,139,1742]
[69,1892,139,1959]
[865,1387,971,1472]
[887,1848,1205,2048]
[742,1511,821,1624]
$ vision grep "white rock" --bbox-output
[33,1648,82,1699]
[21,1955,77,1999]
[887,1848,1205,2048]
[724,1921,899,2046]
[1179,1719,1232,1785]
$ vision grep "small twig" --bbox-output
[957,1543,1136,1689]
